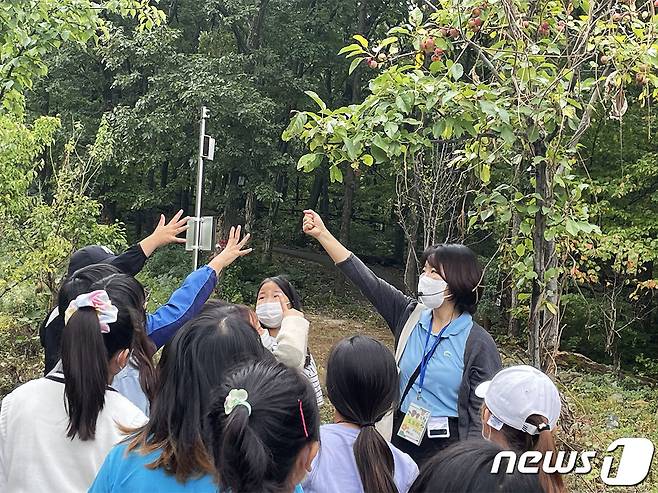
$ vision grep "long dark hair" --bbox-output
[59,266,157,403]
[409,440,543,493]
[482,406,566,493]
[257,276,303,310]
[209,359,320,493]
[420,244,483,314]
[326,335,399,493]
[60,273,144,440]
[127,305,269,482]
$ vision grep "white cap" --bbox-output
[475,365,561,435]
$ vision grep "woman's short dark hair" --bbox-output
[59,273,145,441]
[420,243,483,314]
[326,335,399,493]
[409,440,543,493]
[126,305,270,482]
[209,359,320,493]
[258,275,303,311]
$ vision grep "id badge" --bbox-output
[397,402,431,446]
[427,416,450,439]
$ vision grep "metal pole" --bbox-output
[193,106,209,269]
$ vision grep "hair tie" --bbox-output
[64,290,118,333]
[537,422,550,432]
[362,423,376,428]
[224,389,252,416]
[298,399,309,438]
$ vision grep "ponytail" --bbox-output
[353,425,397,493]
[209,359,320,493]
[533,422,566,493]
[58,273,141,441]
[61,308,109,441]
[498,414,566,493]
[326,336,399,493]
[219,405,271,492]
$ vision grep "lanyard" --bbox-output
[416,321,451,398]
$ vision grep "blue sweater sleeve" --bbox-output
[145,266,217,348]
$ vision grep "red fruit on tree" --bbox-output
[439,27,449,37]
[473,17,482,27]
[557,21,565,31]
[472,7,482,16]
[655,0,658,7]
[612,13,623,22]
[423,37,436,53]
[468,18,477,28]
[434,47,444,55]
[449,28,460,38]
[522,20,530,28]
[471,25,481,33]
[600,55,610,64]
[541,21,549,30]
[431,54,441,62]
[366,58,378,69]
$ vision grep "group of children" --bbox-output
[0,211,568,493]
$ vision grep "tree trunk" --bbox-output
[261,200,280,264]
[244,191,256,233]
[507,210,521,338]
[335,166,356,293]
[403,206,419,295]
[529,156,560,373]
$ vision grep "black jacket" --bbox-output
[336,253,502,440]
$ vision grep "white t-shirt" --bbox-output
[0,372,147,493]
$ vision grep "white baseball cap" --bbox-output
[475,365,561,435]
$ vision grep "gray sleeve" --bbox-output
[336,254,414,334]
[465,330,503,440]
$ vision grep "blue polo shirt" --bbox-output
[398,311,473,417]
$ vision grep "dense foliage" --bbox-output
[2,0,658,380]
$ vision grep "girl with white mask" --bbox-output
[255,276,324,406]
[302,209,501,465]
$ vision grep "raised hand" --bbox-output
[140,210,190,256]
[208,225,252,273]
[302,209,351,263]
[302,209,327,239]
[279,295,304,319]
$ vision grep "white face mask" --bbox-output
[417,274,448,309]
[256,302,283,328]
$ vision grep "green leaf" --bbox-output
[384,122,399,138]
[515,244,526,257]
[448,62,464,81]
[329,165,344,183]
[480,164,490,183]
[565,218,579,236]
[371,144,388,163]
[304,91,326,111]
[353,34,368,48]
[297,153,323,172]
[378,36,398,48]
[395,92,414,113]
[349,57,364,75]
[338,43,363,55]
[409,7,423,26]
[282,113,307,141]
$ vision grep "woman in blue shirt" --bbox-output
[303,210,502,464]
